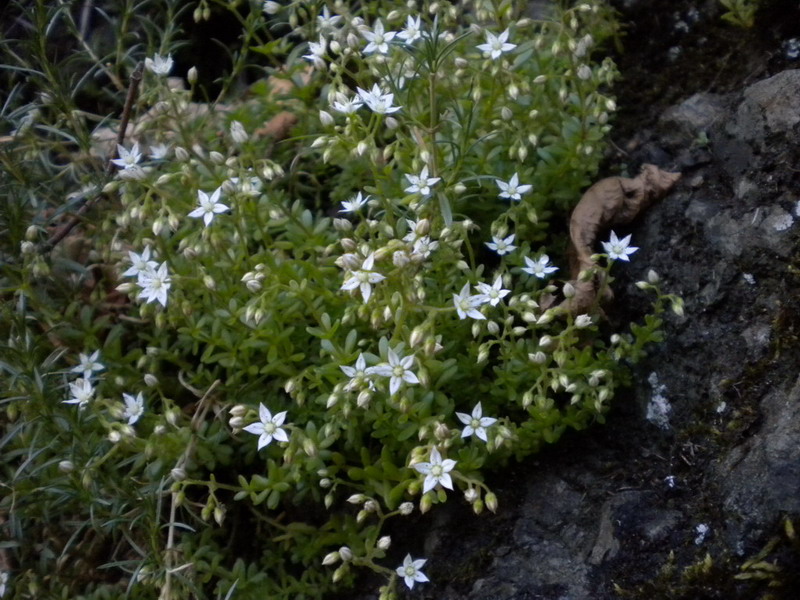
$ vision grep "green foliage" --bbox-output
[718,0,760,28]
[0,1,679,599]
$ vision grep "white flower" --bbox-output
[356,84,401,114]
[522,254,558,279]
[475,276,510,307]
[602,230,639,261]
[122,246,158,278]
[496,172,532,200]
[340,253,386,303]
[453,282,486,320]
[362,19,396,54]
[331,92,363,114]
[575,314,593,328]
[486,233,516,255]
[412,236,439,258]
[303,35,327,68]
[413,447,456,493]
[149,143,170,159]
[111,143,142,170]
[397,15,423,44]
[340,192,369,213]
[64,378,94,408]
[340,353,371,391]
[456,402,497,442]
[189,188,229,226]
[122,392,145,425]
[317,6,341,30]
[404,166,440,197]
[0,571,8,597]
[477,28,516,59]
[145,53,173,76]
[366,348,419,395]
[137,262,171,307]
[396,554,429,590]
[243,403,289,450]
[71,350,105,380]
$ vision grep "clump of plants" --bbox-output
[718,0,761,28]
[0,1,680,598]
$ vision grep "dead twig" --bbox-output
[40,61,144,253]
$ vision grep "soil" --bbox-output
[343,2,800,599]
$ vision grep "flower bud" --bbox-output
[485,492,498,512]
[322,551,340,566]
[464,488,478,502]
[319,110,334,126]
[399,501,414,515]
[230,120,249,144]
[174,146,189,161]
[59,460,75,473]
[229,416,244,428]
[419,493,433,514]
[339,546,353,562]
[347,493,366,504]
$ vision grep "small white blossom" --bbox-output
[64,378,94,408]
[243,403,289,450]
[475,276,510,307]
[262,1,281,14]
[357,84,401,114]
[331,92,363,114]
[137,262,171,307]
[340,253,385,303]
[145,53,173,76]
[122,392,145,425]
[111,143,142,170]
[496,172,532,201]
[602,231,639,261]
[366,348,419,396]
[340,353,372,391]
[522,254,558,279]
[340,192,369,213]
[456,402,497,442]
[71,350,105,380]
[122,246,158,278]
[149,143,170,159]
[477,28,516,59]
[397,15,423,44]
[303,36,327,68]
[362,19,396,54]
[189,188,229,226]
[413,447,456,493]
[453,282,486,320]
[317,6,342,30]
[412,236,438,258]
[485,233,516,255]
[396,554,429,590]
[404,166,440,197]
[694,523,710,545]
[575,314,593,328]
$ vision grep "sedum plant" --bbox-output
[0,1,681,599]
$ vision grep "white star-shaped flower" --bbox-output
[366,348,419,396]
[149,143,170,159]
[122,246,158,278]
[412,236,438,258]
[477,28,516,59]
[453,282,486,320]
[522,254,558,279]
[396,554,429,590]
[331,92,363,114]
[243,403,289,450]
[189,188,230,226]
[456,402,497,442]
[340,353,372,391]
[137,262,171,307]
[496,172,532,201]
[362,19,396,54]
[485,233,516,255]
[303,35,327,68]
[145,53,173,76]
[413,447,456,494]
[64,378,94,408]
[397,15,423,44]
[340,253,385,303]
[111,143,142,170]
[356,84,401,114]
[340,192,369,213]
[404,166,441,197]
[122,392,145,425]
[602,230,639,261]
[317,6,342,30]
[71,350,105,380]
[474,276,510,307]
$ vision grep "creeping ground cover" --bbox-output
[0,1,681,598]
